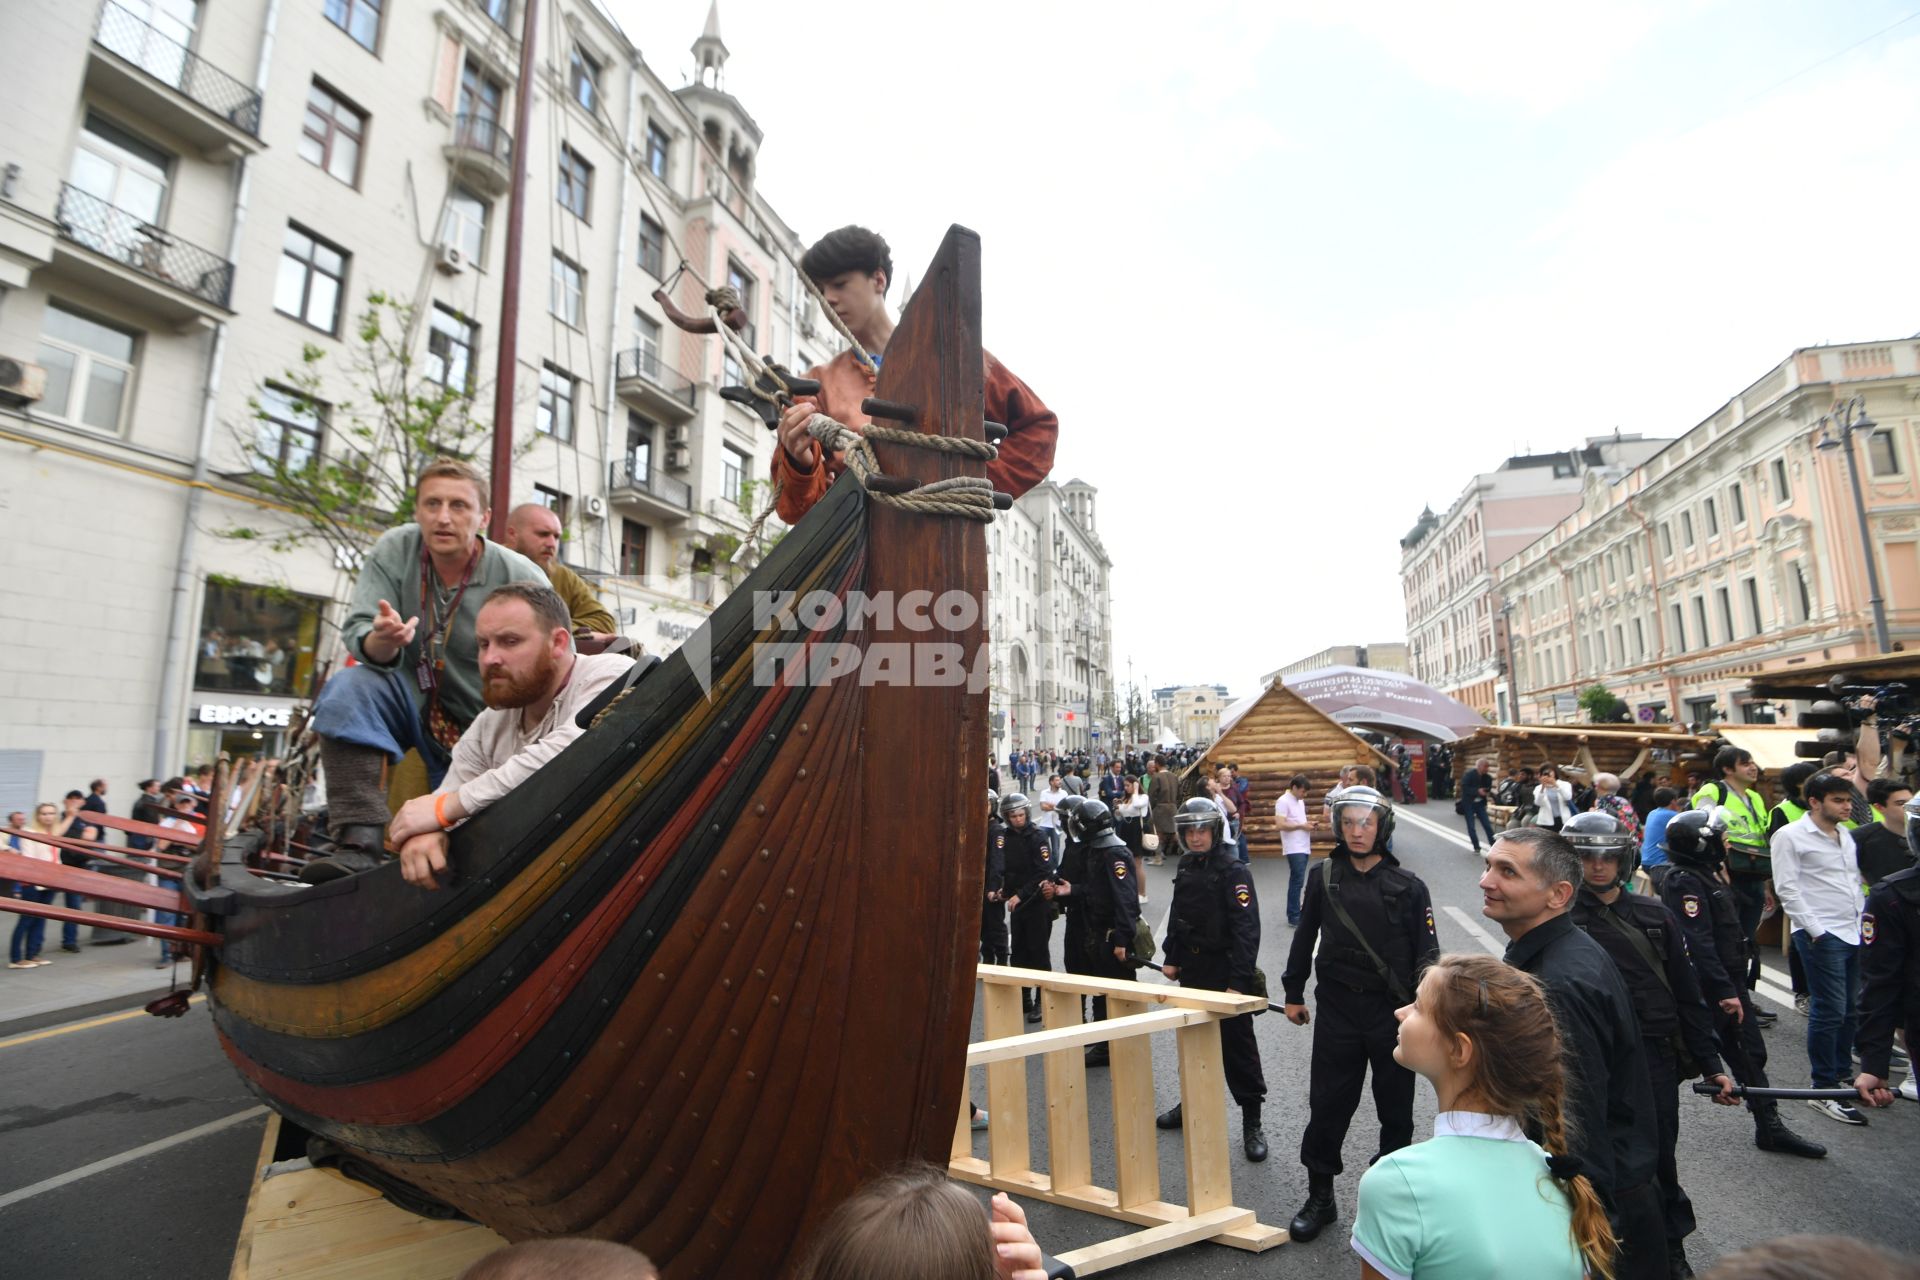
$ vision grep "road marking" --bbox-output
[0,994,205,1051]
[1397,808,1479,852]
[1441,905,1507,957]
[0,1105,266,1211]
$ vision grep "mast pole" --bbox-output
[488,0,541,539]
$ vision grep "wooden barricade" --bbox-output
[949,965,1286,1273]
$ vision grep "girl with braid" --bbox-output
[1352,953,1616,1280]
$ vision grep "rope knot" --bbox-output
[704,286,744,314]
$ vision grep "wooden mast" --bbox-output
[487,0,540,539]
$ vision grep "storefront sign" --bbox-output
[656,619,699,643]
[197,704,293,727]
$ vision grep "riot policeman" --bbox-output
[1053,799,1143,1067]
[1853,805,1920,1107]
[1278,785,1438,1243]
[1000,792,1056,1025]
[1155,797,1269,1162]
[1660,809,1827,1160]
[982,790,1009,967]
[1567,811,1739,1278]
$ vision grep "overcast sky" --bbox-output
[609,0,1920,703]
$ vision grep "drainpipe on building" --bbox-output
[1624,493,1682,722]
[153,0,282,779]
[602,54,641,560]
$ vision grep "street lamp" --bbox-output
[1815,395,1892,654]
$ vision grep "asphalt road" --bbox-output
[1,801,1913,1279]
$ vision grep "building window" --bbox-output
[300,81,365,186]
[532,482,569,525]
[194,580,324,697]
[37,302,136,434]
[722,443,749,507]
[645,122,670,180]
[1704,496,1719,537]
[1742,578,1762,634]
[568,46,601,112]
[637,214,665,277]
[323,0,381,51]
[691,547,714,604]
[459,57,504,128]
[1772,457,1791,505]
[481,0,511,30]
[274,224,347,333]
[1693,597,1709,646]
[1716,587,1733,642]
[537,363,575,442]
[626,411,654,479]
[557,144,592,221]
[1869,428,1902,477]
[426,304,476,393]
[722,350,744,387]
[619,518,648,576]
[633,310,662,363]
[1622,541,1634,575]
[255,383,325,472]
[1729,482,1746,526]
[440,185,488,263]
[549,252,584,327]
[1659,522,1673,558]
[68,113,169,247]
[1612,624,1625,665]
[1792,563,1813,621]
[1680,510,1695,547]
[726,258,756,346]
[1670,603,1685,650]
[1632,617,1645,660]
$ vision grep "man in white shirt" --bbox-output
[1771,771,1867,1122]
[385,582,635,890]
[1274,773,1314,927]
[1035,774,1069,860]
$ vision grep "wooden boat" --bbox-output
[8,226,994,1277]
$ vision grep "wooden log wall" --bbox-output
[1187,690,1386,859]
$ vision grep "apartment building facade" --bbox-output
[987,478,1115,757]
[0,0,839,806]
[1261,642,1407,687]
[1498,339,1920,728]
[1399,436,1669,721]
[1152,684,1233,748]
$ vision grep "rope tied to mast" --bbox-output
[805,414,998,522]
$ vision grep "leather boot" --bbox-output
[1242,1105,1269,1162]
[1288,1173,1337,1241]
[1753,1110,1826,1159]
[1155,1102,1182,1130]
[1023,990,1042,1025]
[1084,1042,1110,1068]
[299,824,388,885]
[1669,1240,1695,1278]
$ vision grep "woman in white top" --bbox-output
[1114,778,1152,904]
[1533,764,1574,833]
[1351,953,1615,1280]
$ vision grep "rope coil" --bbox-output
[806,414,998,522]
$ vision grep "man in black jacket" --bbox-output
[1278,785,1438,1244]
[1052,799,1142,1068]
[1854,860,1920,1107]
[981,791,1008,967]
[1567,811,1740,1278]
[1482,826,1666,1280]
[998,792,1055,1024]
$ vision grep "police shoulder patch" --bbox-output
[1234,884,1252,907]
[1682,894,1701,918]
[1113,859,1130,880]
[1425,907,1436,933]
[1863,913,1876,945]
[995,835,1005,848]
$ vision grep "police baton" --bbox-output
[1691,1082,1906,1102]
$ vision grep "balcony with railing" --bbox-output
[444,113,515,196]
[49,183,234,326]
[609,460,692,522]
[614,347,700,421]
[87,1,264,157]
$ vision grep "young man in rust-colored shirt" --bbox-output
[770,225,1057,525]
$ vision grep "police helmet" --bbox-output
[1059,793,1088,839]
[1564,809,1638,890]
[1329,785,1394,854]
[987,788,999,816]
[1075,798,1116,842]
[1173,796,1225,854]
[1664,808,1726,869]
[999,792,1032,824]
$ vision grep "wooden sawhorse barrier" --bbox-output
[949,965,1286,1274]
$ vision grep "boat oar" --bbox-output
[1691,1082,1908,1102]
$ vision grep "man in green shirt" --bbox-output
[501,502,619,639]
[303,459,546,882]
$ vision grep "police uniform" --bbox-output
[1572,885,1724,1260]
[981,811,1009,966]
[1692,778,1771,977]
[1059,819,1141,985]
[1857,866,1920,1085]
[1001,809,1055,1022]
[1281,846,1437,1178]
[1659,815,1826,1160]
[1163,845,1266,1108]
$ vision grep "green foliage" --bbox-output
[1578,683,1631,725]
[218,293,502,592]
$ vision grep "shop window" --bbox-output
[194,580,323,697]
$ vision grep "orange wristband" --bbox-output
[434,792,453,829]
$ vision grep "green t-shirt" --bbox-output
[1351,1113,1584,1280]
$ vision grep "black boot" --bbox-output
[1023,990,1042,1025]
[1155,1102,1182,1130]
[1669,1240,1695,1278]
[1241,1106,1268,1162]
[1753,1110,1826,1159]
[299,823,389,884]
[1288,1173,1337,1241]
[1084,1042,1110,1068]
